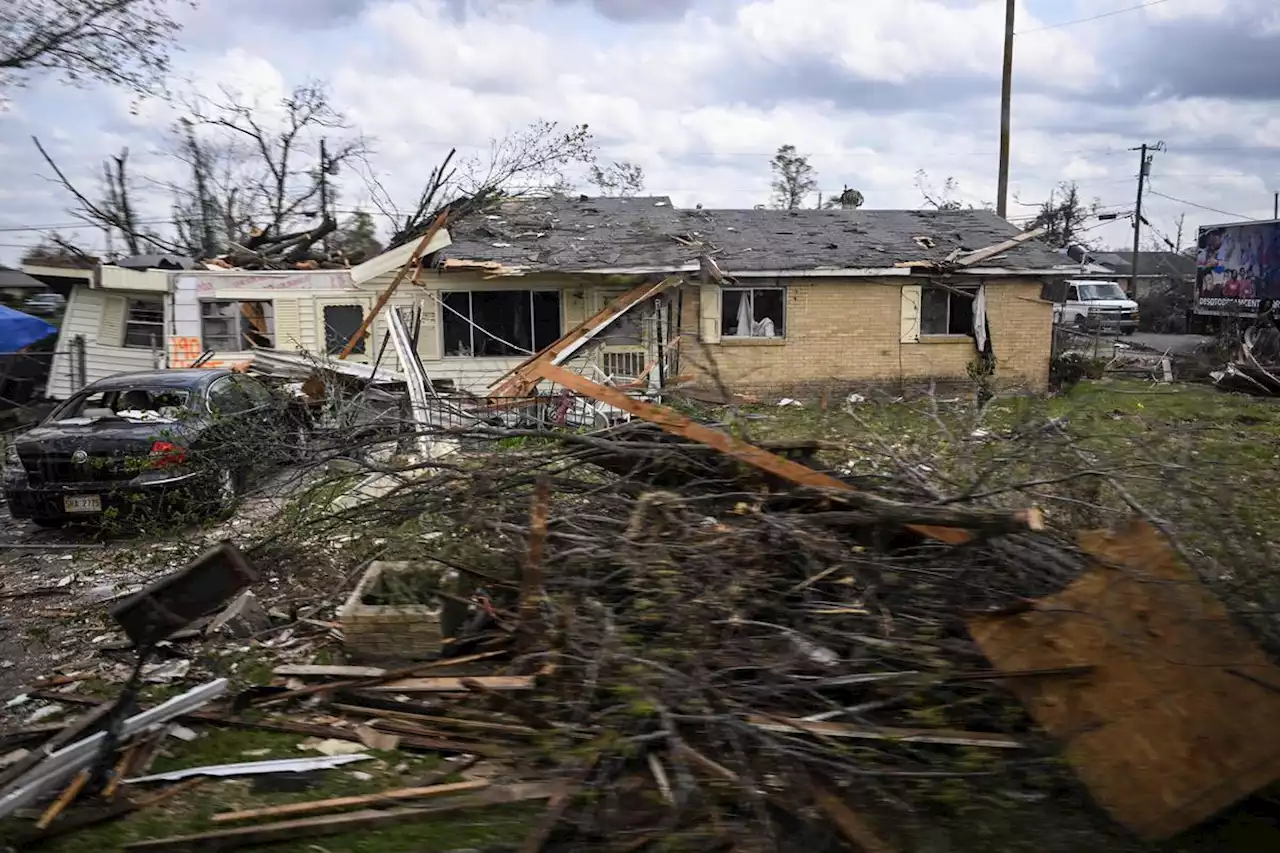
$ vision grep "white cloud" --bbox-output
[0,0,1277,263]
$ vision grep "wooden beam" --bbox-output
[211,780,489,823]
[367,675,535,693]
[955,226,1048,268]
[746,715,1023,749]
[123,782,564,851]
[810,782,898,853]
[529,364,973,545]
[338,209,449,360]
[490,276,680,397]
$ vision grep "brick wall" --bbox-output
[678,277,1052,393]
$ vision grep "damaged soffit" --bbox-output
[438,195,1066,275]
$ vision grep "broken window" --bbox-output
[720,287,785,338]
[441,290,562,357]
[201,301,275,352]
[324,304,366,355]
[123,297,165,349]
[920,285,976,337]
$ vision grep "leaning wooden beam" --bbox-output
[211,780,489,823]
[338,208,449,360]
[530,364,975,545]
[490,276,681,397]
[123,782,564,851]
[955,226,1049,268]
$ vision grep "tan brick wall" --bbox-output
[677,277,1051,393]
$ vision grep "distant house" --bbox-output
[1063,247,1195,298]
[0,267,47,304]
[31,197,1070,398]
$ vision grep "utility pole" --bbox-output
[1273,190,1277,220]
[1130,142,1163,296]
[996,0,1015,219]
[318,138,331,255]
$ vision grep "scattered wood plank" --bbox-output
[367,675,535,693]
[210,779,489,823]
[123,781,564,851]
[332,704,539,737]
[0,704,112,792]
[252,650,509,708]
[810,782,898,853]
[16,779,204,845]
[746,715,1023,749]
[36,769,90,830]
[273,665,387,679]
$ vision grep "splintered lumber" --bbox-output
[532,364,983,545]
[36,769,90,829]
[367,675,535,693]
[490,276,681,397]
[746,716,1023,749]
[332,704,539,736]
[253,650,509,707]
[810,783,898,853]
[273,665,387,679]
[0,704,112,791]
[338,208,449,359]
[211,779,489,823]
[123,781,564,851]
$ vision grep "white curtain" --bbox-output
[972,285,988,352]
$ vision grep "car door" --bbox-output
[205,375,257,474]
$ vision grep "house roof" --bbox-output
[0,266,46,290]
[438,196,1066,275]
[1086,250,1195,278]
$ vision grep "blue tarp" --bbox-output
[0,304,57,353]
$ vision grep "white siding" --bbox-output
[47,287,165,399]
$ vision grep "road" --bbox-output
[1126,333,1212,355]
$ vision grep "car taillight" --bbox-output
[149,440,187,468]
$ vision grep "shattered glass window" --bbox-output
[720,287,786,338]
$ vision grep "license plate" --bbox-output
[63,495,102,514]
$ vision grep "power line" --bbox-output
[1016,0,1174,35]
[1145,189,1250,220]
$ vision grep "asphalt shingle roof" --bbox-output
[440,196,1066,274]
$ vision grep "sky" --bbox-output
[1,0,1278,264]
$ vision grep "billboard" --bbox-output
[1196,219,1280,312]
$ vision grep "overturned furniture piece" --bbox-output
[970,520,1280,840]
[340,561,469,661]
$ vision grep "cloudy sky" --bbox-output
[1,0,1277,263]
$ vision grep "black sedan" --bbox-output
[3,368,308,527]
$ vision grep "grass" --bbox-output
[1,727,536,852]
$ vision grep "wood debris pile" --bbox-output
[8,404,1262,851]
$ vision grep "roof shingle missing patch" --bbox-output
[439,196,1065,274]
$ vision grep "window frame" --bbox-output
[719,284,787,339]
[440,289,563,358]
[323,304,367,356]
[122,296,165,350]
[919,284,978,338]
[200,300,275,352]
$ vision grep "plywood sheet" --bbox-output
[969,519,1280,840]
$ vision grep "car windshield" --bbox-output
[50,387,193,424]
[1077,283,1127,301]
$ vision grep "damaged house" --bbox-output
[33,197,1065,399]
[430,196,1065,394]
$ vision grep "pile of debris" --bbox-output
[4,393,1280,852]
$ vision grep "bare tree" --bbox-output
[769,144,817,210]
[915,170,962,211]
[34,80,369,264]
[0,0,191,95]
[21,235,98,268]
[588,160,645,197]
[32,137,179,257]
[373,120,597,247]
[1025,181,1099,249]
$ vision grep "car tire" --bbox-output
[1122,328,1135,336]
[30,517,67,529]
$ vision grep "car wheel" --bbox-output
[1122,328,1135,336]
[30,517,67,529]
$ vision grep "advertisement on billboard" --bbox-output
[1196,219,1280,312]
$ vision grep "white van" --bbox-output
[1045,280,1138,335]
